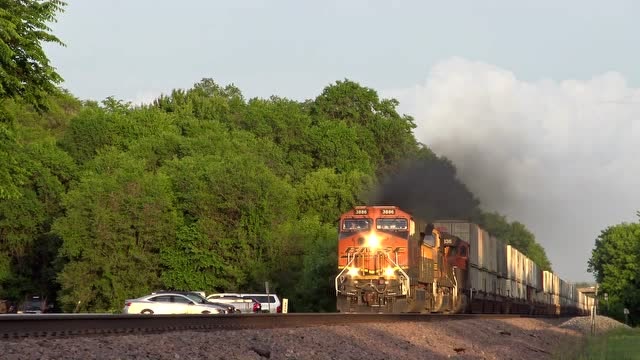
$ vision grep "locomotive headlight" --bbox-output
[366,233,380,249]
[384,267,395,277]
[348,267,360,277]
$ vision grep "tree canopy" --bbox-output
[0,78,556,312]
[588,214,640,325]
[0,0,67,200]
[0,1,557,313]
[0,0,66,111]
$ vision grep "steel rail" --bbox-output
[0,313,554,340]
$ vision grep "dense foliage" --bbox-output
[0,0,66,111]
[0,79,554,312]
[0,3,556,313]
[0,0,66,200]
[588,214,640,325]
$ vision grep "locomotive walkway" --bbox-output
[0,313,553,339]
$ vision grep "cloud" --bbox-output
[383,57,640,282]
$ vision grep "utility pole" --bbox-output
[591,284,598,335]
[624,308,629,325]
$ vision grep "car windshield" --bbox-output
[25,300,41,311]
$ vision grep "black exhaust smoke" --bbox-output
[368,152,480,222]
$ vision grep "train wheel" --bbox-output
[336,296,353,313]
[453,294,468,314]
[431,288,445,313]
[392,299,409,313]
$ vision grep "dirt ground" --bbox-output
[0,316,621,360]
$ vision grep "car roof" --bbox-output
[144,292,198,299]
[209,293,279,300]
[150,290,202,296]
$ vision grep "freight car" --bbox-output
[334,205,590,316]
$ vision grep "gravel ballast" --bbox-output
[558,314,631,335]
[0,316,628,360]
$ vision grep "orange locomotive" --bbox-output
[335,205,469,313]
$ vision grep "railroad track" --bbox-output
[0,313,553,340]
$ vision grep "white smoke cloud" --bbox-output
[383,57,640,282]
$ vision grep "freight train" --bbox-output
[334,205,592,315]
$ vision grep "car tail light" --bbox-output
[124,302,131,307]
[277,305,282,313]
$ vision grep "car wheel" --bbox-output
[141,309,154,315]
[201,310,211,314]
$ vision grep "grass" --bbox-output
[554,327,640,360]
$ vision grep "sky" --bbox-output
[43,0,640,283]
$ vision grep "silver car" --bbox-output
[123,292,227,315]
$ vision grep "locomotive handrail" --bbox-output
[383,251,410,297]
[335,247,365,295]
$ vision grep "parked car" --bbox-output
[150,290,237,314]
[123,291,227,315]
[205,294,262,313]
[18,295,49,314]
[208,293,281,313]
[157,290,238,314]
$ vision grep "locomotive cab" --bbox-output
[335,206,415,313]
[438,232,469,270]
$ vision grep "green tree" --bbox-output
[59,99,180,164]
[242,96,314,181]
[296,168,375,224]
[0,125,27,199]
[310,79,418,176]
[269,216,338,312]
[0,0,68,200]
[307,119,374,175]
[160,223,246,292]
[161,152,297,293]
[152,78,245,123]
[0,140,75,301]
[588,217,640,324]
[0,0,66,111]
[53,150,178,312]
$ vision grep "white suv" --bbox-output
[208,293,282,313]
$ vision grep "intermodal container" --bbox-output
[496,239,507,278]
